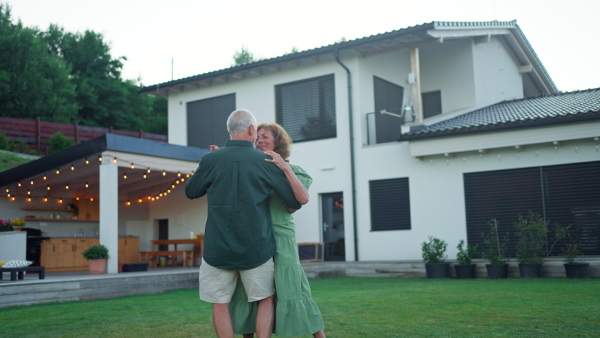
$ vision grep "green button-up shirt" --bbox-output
[185,140,301,270]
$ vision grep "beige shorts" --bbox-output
[199,258,275,303]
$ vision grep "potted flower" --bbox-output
[0,219,11,231]
[482,219,509,279]
[82,244,110,274]
[553,224,589,279]
[454,239,478,279]
[421,236,449,279]
[514,211,547,278]
[8,218,26,230]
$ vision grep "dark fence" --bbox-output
[0,117,167,154]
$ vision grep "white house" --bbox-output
[140,20,600,262]
[2,21,598,271]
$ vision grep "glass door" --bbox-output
[321,192,345,261]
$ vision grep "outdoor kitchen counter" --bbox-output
[41,237,139,272]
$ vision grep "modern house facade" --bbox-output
[140,20,600,262]
[2,21,598,272]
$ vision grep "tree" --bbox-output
[232,45,255,65]
[0,4,78,123]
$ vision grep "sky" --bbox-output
[7,0,600,92]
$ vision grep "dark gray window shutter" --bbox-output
[373,76,404,144]
[422,90,442,119]
[187,94,235,149]
[464,161,600,257]
[276,74,336,142]
[370,178,411,231]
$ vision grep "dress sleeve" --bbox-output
[290,164,313,190]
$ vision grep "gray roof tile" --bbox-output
[400,88,600,140]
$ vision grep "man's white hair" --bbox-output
[227,109,257,137]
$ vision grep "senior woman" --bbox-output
[228,122,326,338]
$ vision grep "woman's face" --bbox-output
[256,127,275,152]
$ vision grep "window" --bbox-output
[187,94,235,149]
[464,161,600,257]
[370,178,411,231]
[422,90,442,119]
[373,76,404,144]
[275,74,336,142]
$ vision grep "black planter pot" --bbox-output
[485,264,508,279]
[425,262,450,279]
[564,263,590,279]
[519,263,542,278]
[454,264,476,279]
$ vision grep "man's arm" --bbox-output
[184,162,209,199]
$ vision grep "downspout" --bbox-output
[334,50,359,262]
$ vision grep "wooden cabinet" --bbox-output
[75,199,99,221]
[41,238,99,271]
[118,237,140,264]
[41,237,139,271]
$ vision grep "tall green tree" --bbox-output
[232,45,255,65]
[0,4,78,122]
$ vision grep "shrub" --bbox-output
[421,236,447,264]
[48,132,75,153]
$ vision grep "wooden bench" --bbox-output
[0,266,46,281]
[139,251,194,268]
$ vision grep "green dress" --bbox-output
[229,164,325,337]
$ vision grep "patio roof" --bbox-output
[0,134,207,204]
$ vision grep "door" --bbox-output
[321,192,345,261]
[158,219,168,251]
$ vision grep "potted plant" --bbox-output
[552,224,589,279]
[455,239,478,279]
[421,236,449,279]
[482,219,509,279]
[82,244,109,274]
[1,218,26,231]
[515,211,547,278]
[0,219,11,231]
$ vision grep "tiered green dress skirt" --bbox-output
[229,165,324,337]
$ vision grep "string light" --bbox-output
[112,157,118,164]
[27,189,31,195]
[85,182,89,188]
[47,185,51,191]
[18,182,22,187]
[43,174,47,180]
[65,183,69,190]
[147,168,151,173]
[56,168,60,175]
[90,198,94,202]
[71,164,75,170]
[30,180,34,185]
[177,171,181,177]
[98,155,102,162]
[27,197,32,202]
[162,170,166,176]
[85,158,89,164]
[126,201,131,206]
[130,163,135,169]
[123,173,128,179]
[43,196,48,202]
[138,198,143,203]
[143,174,147,179]
[58,198,63,204]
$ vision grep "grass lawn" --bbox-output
[0,151,34,172]
[0,277,598,337]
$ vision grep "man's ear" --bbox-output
[247,125,256,137]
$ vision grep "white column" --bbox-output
[99,159,119,274]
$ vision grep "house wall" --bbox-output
[163,38,593,263]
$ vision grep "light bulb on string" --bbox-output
[30,180,34,185]
[47,185,51,191]
[178,171,181,177]
[98,155,102,162]
[90,198,94,202]
[162,170,166,176]
[65,183,69,190]
[71,164,75,170]
[56,168,60,175]
[130,163,135,169]
[76,197,80,201]
[180,178,185,182]
[126,201,131,206]
[138,198,142,203]
[58,198,63,204]
[123,173,128,179]
[43,196,48,202]
[27,189,31,195]
[10,196,15,201]
[85,182,89,188]
[27,197,32,202]
[143,174,147,179]
[112,157,117,164]
[43,174,47,180]
[171,184,175,189]
[85,158,89,164]
[18,182,22,187]
[147,168,151,173]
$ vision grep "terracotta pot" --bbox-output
[88,259,107,274]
